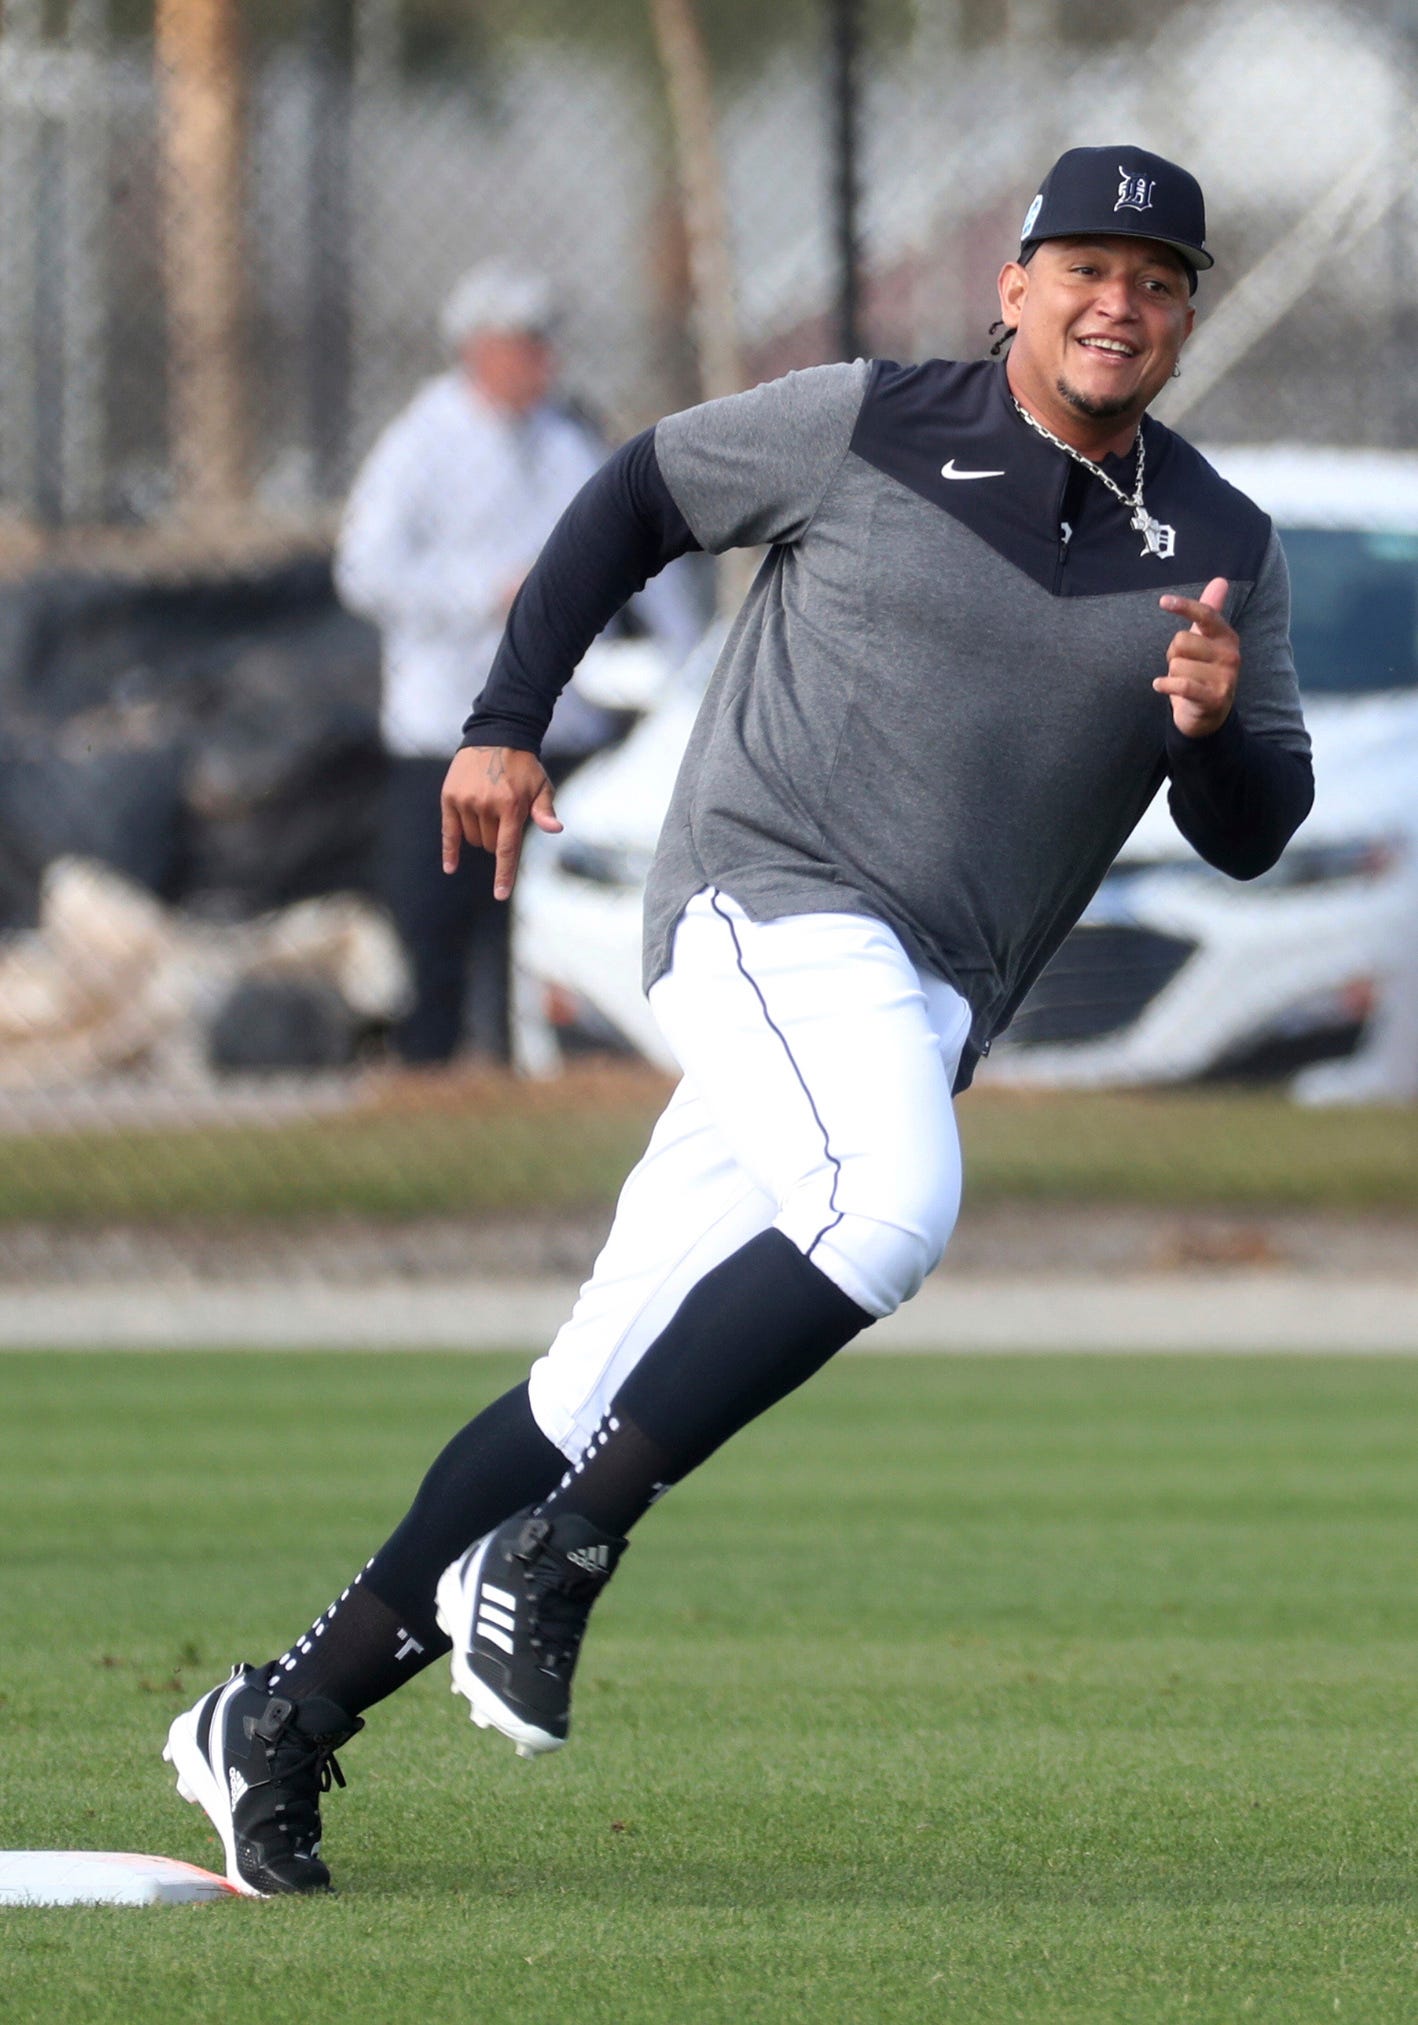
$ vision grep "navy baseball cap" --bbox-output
[1019,146,1212,290]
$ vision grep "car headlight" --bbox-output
[1090,834,1406,915]
[1250,836,1404,891]
[556,839,654,890]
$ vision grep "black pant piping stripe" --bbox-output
[708,890,844,1258]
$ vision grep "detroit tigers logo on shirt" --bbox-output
[1115,168,1156,214]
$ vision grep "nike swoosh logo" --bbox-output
[941,460,1005,481]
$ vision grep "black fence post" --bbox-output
[828,0,862,363]
[34,116,64,527]
[306,0,354,501]
[1391,0,1418,448]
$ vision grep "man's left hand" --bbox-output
[1155,577,1239,738]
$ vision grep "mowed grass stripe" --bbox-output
[2,1352,1416,2024]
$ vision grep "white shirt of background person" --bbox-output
[335,261,700,762]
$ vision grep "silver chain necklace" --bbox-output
[1011,398,1176,559]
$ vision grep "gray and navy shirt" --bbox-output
[464,357,1313,1086]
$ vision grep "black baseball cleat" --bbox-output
[436,1509,627,1757]
[163,1665,363,1896]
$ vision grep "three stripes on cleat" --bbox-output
[434,1583,548,1760]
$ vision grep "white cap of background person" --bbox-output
[439,261,560,352]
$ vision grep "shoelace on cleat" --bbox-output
[511,1523,605,1677]
[253,1724,350,1851]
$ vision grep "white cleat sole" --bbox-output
[435,1552,564,1760]
[163,1682,265,1899]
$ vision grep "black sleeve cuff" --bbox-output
[1163,706,1246,771]
[1165,710,1314,879]
[459,713,545,755]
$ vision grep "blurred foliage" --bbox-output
[79,0,1418,69]
[112,0,871,77]
[106,0,1219,77]
[400,0,837,77]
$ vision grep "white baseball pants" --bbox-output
[527,889,973,1460]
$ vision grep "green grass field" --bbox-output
[0,1074,1414,1222]
[3,1350,1418,2023]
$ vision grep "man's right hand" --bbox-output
[440,745,563,900]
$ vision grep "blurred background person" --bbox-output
[336,260,699,1067]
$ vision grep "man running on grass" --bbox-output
[165,145,1311,1895]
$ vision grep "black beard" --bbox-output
[1055,375,1139,423]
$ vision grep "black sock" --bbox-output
[540,1229,871,1538]
[263,1382,566,1714]
[263,1573,424,1711]
[538,1412,675,1537]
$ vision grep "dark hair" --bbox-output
[987,241,1033,355]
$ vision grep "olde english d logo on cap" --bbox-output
[1018,146,1212,280]
[1115,167,1156,215]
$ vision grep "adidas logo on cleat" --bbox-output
[228,1767,249,1808]
[566,1543,611,1575]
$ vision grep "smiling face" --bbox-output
[998,236,1196,458]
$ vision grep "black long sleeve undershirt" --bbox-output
[1164,709,1314,880]
[460,428,700,753]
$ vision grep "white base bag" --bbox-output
[0,1851,239,1907]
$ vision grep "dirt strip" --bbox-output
[2,1205,1414,1352]
[2,1271,1416,1353]
[2,1202,1416,1285]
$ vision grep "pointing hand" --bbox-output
[1154,577,1239,738]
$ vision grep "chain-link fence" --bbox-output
[0,0,1415,1232]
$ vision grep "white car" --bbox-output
[515,448,1418,1096]
[513,628,724,1074]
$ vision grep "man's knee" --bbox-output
[779,1160,961,1319]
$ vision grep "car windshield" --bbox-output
[1280,527,1418,695]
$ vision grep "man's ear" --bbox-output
[998,259,1029,327]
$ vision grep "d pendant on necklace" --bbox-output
[1133,507,1176,560]
[1010,398,1177,560]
